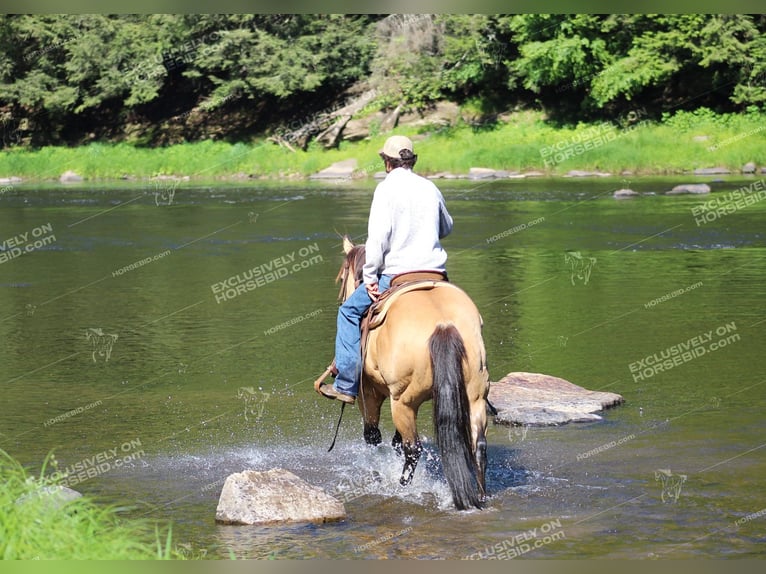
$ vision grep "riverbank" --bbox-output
[0,450,183,559]
[1,109,764,184]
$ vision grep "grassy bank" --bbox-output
[0,450,181,560]
[1,108,764,182]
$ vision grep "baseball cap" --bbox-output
[380,135,414,159]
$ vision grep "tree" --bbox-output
[506,14,766,120]
[1,14,764,147]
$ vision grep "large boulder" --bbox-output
[342,111,386,141]
[215,468,346,525]
[399,101,460,130]
[488,372,624,426]
[666,183,711,195]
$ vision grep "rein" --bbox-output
[318,244,367,452]
[336,245,365,303]
[327,403,346,452]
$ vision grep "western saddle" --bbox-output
[313,270,456,393]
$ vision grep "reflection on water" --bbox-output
[1,177,765,558]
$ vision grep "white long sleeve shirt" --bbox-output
[363,167,453,285]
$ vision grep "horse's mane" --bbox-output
[336,244,366,300]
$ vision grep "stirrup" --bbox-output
[313,360,338,393]
[317,383,355,405]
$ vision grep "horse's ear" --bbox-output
[342,236,354,254]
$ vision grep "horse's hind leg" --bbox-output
[473,419,488,498]
[390,399,421,486]
[470,394,489,498]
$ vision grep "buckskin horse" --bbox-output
[319,236,491,510]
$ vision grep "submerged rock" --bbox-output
[488,372,624,426]
[15,485,83,510]
[613,188,639,199]
[215,468,346,525]
[666,183,711,195]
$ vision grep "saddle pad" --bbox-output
[368,280,464,330]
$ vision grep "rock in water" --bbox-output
[613,188,639,199]
[489,372,624,426]
[693,167,731,175]
[565,170,612,177]
[468,167,498,179]
[15,485,83,510]
[215,468,346,525]
[666,183,711,195]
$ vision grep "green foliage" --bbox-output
[189,14,375,102]
[0,15,377,145]
[1,14,766,147]
[506,14,766,117]
[591,15,707,105]
[507,14,608,92]
[369,14,445,109]
[3,110,764,180]
[0,449,182,560]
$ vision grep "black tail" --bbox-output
[429,323,482,510]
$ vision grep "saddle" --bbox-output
[314,270,459,395]
[360,271,453,363]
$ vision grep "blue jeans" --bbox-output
[334,274,393,396]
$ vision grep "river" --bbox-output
[1,176,764,559]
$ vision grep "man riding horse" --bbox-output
[315,136,490,510]
[318,135,454,405]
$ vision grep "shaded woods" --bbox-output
[1,14,765,148]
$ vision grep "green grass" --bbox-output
[0,450,183,560]
[1,108,764,182]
